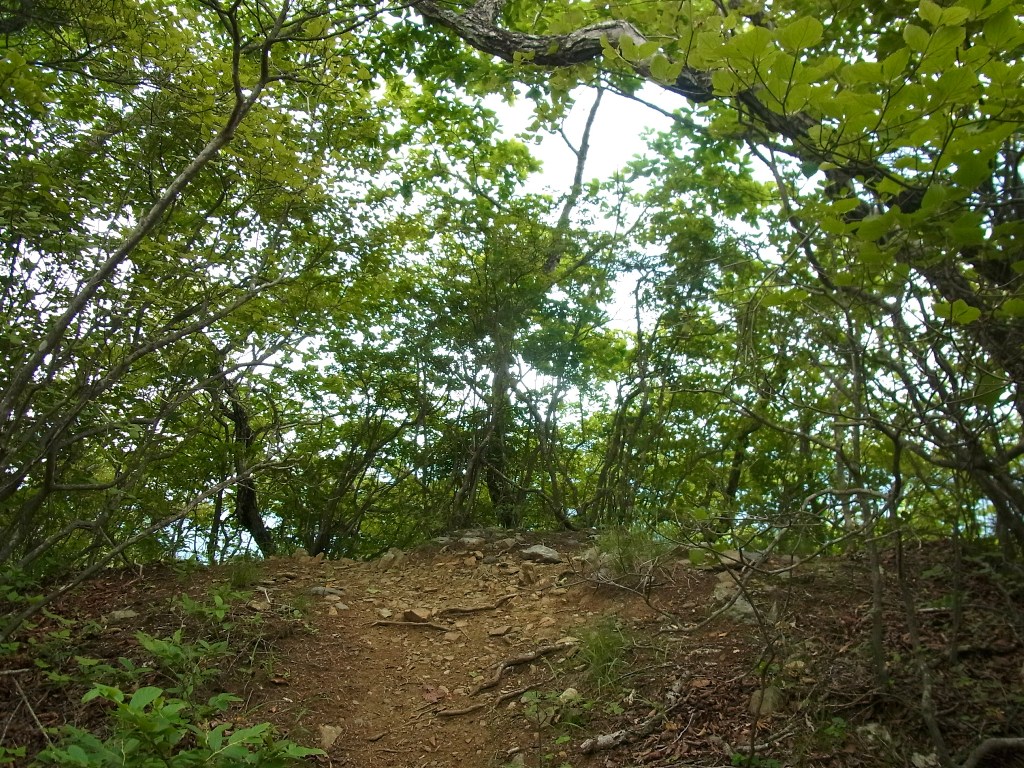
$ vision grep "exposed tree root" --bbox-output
[470,644,563,695]
[370,620,451,631]
[494,673,559,705]
[961,737,1024,768]
[436,702,487,717]
[434,594,518,617]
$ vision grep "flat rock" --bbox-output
[374,548,405,571]
[520,544,562,564]
[106,609,138,622]
[403,607,432,623]
[309,586,345,596]
[725,595,757,622]
[459,536,487,548]
[748,685,785,717]
[320,724,342,750]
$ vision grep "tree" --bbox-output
[409,0,1024,551]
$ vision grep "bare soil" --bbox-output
[2,533,1023,767]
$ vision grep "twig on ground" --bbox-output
[13,676,52,746]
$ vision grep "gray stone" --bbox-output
[319,724,342,751]
[374,547,405,571]
[309,586,345,596]
[748,685,785,717]
[106,609,138,622]
[520,544,562,564]
[724,595,757,622]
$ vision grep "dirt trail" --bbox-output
[254,529,661,767]
[5,535,1022,768]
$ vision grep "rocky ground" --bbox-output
[2,532,1023,767]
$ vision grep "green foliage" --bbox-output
[226,556,264,589]
[1,0,1023,657]
[135,629,230,701]
[0,746,25,766]
[520,690,587,767]
[593,529,674,591]
[36,685,322,767]
[175,587,246,632]
[28,590,319,766]
[577,617,633,691]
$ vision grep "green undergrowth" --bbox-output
[2,573,320,767]
[508,617,637,768]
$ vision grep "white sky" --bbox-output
[487,85,678,195]
[484,85,679,331]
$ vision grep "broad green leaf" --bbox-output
[727,27,775,59]
[937,6,971,25]
[128,686,165,712]
[918,0,943,24]
[971,372,1007,406]
[712,69,742,95]
[650,54,685,83]
[904,24,931,51]
[777,17,824,52]
[857,214,894,240]
[934,299,982,324]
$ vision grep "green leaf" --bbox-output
[1001,298,1024,317]
[83,684,124,704]
[129,686,164,711]
[711,69,742,95]
[937,6,971,25]
[619,34,639,61]
[857,214,893,240]
[934,298,982,324]
[971,372,1006,406]
[904,23,931,51]
[650,55,684,84]
[918,184,947,212]
[729,27,775,59]
[918,0,943,25]
[65,745,89,763]
[777,17,824,52]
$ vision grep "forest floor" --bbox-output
[2,531,1023,768]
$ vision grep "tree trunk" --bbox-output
[486,332,518,527]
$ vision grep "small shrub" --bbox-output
[226,555,263,589]
[577,617,632,691]
[593,528,673,591]
[730,754,781,768]
[136,629,230,700]
[176,586,248,632]
[36,684,322,767]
